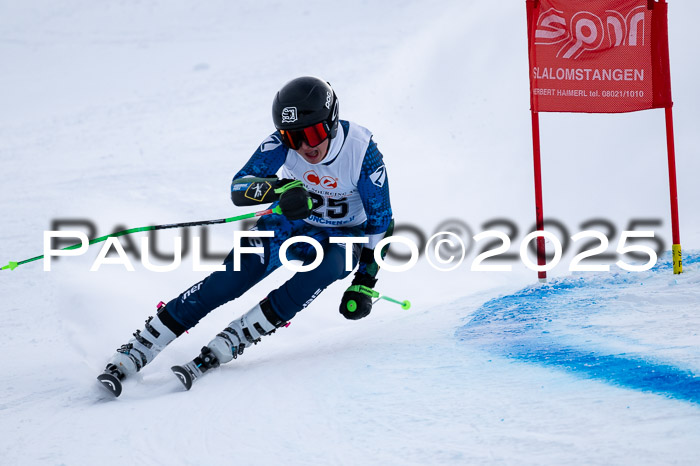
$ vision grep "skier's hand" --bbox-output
[339,273,377,320]
[340,289,372,320]
[275,180,312,220]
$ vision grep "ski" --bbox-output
[171,346,220,391]
[171,362,200,390]
[97,372,123,397]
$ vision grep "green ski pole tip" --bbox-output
[401,300,411,310]
[347,300,357,312]
[2,261,18,271]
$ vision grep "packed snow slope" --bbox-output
[458,251,700,405]
[1,1,700,465]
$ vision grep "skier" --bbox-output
[98,76,394,396]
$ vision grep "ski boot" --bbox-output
[172,299,288,390]
[97,302,179,397]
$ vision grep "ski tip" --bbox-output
[97,373,122,397]
[171,366,193,390]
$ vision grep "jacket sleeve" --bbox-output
[356,138,393,276]
[231,133,288,206]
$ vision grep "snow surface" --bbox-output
[1,1,699,464]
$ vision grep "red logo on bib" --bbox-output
[304,170,337,190]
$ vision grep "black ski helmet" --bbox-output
[272,76,339,139]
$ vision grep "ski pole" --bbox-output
[346,285,411,310]
[1,205,283,271]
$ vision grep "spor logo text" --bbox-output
[535,5,646,59]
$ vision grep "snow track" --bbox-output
[2,1,700,464]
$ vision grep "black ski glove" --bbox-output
[339,273,378,320]
[275,180,312,220]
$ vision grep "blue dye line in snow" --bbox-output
[457,251,700,404]
[505,344,700,404]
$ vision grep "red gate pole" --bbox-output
[660,0,682,274]
[664,105,682,273]
[527,0,547,282]
[531,111,547,282]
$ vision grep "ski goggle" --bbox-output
[279,122,329,150]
